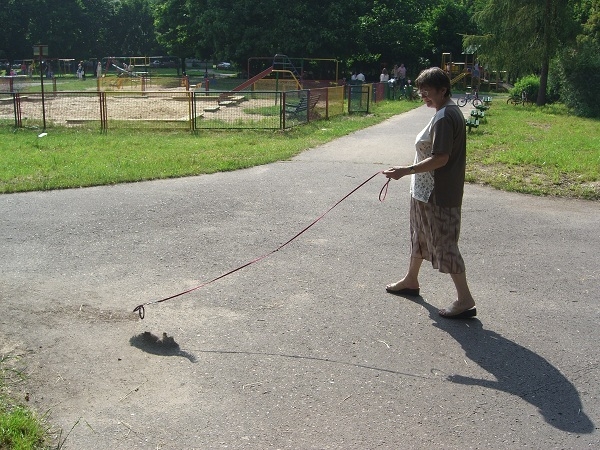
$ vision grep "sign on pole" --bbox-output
[32,45,48,57]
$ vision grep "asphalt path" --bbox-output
[1,104,598,449]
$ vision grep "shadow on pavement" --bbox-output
[412,296,595,434]
[130,331,197,363]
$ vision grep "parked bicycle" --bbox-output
[507,91,533,106]
[457,89,482,107]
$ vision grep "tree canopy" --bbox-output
[1,0,599,115]
[1,0,475,76]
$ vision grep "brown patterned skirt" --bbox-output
[409,197,465,274]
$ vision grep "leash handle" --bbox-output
[379,178,391,202]
[133,171,390,318]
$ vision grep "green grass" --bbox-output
[1,97,599,199]
[0,357,48,450]
[0,100,420,193]
[0,407,47,450]
[465,99,600,199]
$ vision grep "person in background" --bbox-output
[398,63,407,86]
[382,67,476,319]
[380,68,389,82]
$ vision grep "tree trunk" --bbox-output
[537,0,552,106]
[538,58,549,106]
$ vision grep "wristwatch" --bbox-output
[409,165,416,174]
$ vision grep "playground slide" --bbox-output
[450,71,467,85]
[231,66,273,92]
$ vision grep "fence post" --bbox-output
[282,91,287,129]
[99,91,107,132]
[13,93,22,128]
[189,91,194,132]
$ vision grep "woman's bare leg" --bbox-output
[439,271,476,316]
[386,257,422,291]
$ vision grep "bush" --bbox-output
[556,42,600,118]
[545,59,562,104]
[509,75,540,103]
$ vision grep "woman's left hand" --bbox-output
[383,166,409,180]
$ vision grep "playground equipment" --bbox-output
[441,50,477,89]
[101,56,151,76]
[245,55,339,91]
[442,49,508,91]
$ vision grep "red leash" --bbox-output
[133,171,392,319]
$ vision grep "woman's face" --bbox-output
[418,85,447,110]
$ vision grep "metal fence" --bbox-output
[194,91,282,130]
[0,80,398,131]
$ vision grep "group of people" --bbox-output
[349,63,408,85]
[350,70,366,82]
[381,63,407,85]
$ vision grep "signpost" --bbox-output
[33,44,48,130]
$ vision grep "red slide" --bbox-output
[232,66,273,92]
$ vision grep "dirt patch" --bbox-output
[1,91,280,126]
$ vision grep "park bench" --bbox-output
[482,96,492,106]
[470,109,486,123]
[465,117,479,132]
[285,94,320,119]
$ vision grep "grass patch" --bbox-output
[0,356,48,450]
[243,105,281,116]
[466,99,599,199]
[1,97,598,199]
[0,100,420,193]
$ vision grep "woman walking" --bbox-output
[383,67,476,319]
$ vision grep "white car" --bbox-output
[216,62,232,70]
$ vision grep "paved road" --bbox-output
[1,104,598,449]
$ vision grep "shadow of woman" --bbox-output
[412,297,594,433]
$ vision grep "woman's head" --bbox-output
[415,67,451,98]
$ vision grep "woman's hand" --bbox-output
[383,166,410,180]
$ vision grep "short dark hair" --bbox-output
[415,67,451,98]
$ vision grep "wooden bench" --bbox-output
[285,95,320,119]
[465,117,479,132]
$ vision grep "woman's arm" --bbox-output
[383,153,450,180]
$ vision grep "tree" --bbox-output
[154,0,198,64]
[421,0,472,63]
[465,0,579,106]
[180,0,371,66]
[555,0,600,117]
[356,0,433,73]
[113,0,160,56]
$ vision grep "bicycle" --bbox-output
[457,89,482,108]
[507,91,533,106]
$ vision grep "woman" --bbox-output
[382,67,476,319]
[380,68,389,82]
